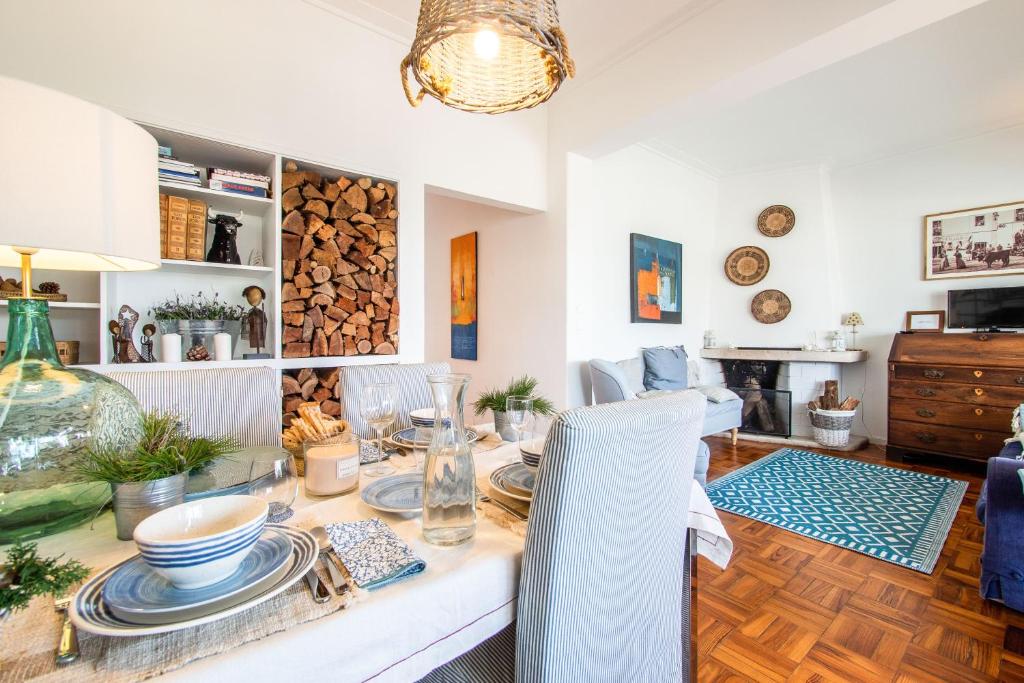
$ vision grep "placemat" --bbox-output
[0,565,351,683]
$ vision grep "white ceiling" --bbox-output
[646,0,1024,175]
[315,0,710,76]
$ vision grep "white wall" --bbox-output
[423,194,566,420]
[0,0,549,364]
[832,124,1024,441]
[565,145,719,406]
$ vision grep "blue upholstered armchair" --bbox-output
[977,440,1024,611]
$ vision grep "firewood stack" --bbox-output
[282,367,342,426]
[807,379,860,411]
[280,161,398,358]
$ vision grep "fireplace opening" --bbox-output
[722,360,792,437]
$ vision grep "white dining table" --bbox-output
[17,439,730,683]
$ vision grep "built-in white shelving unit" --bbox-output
[0,122,400,377]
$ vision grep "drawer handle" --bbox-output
[915,408,936,418]
[975,388,985,396]
[974,370,984,378]
[915,432,937,444]
[975,433,984,441]
[1017,376,1024,385]
[979,334,990,341]
[975,408,984,416]
[915,388,936,397]
[923,369,945,379]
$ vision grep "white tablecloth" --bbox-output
[19,440,730,682]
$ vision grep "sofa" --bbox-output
[588,354,742,487]
[977,439,1024,611]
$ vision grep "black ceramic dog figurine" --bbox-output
[207,214,243,264]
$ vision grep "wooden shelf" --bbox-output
[278,355,400,370]
[78,359,279,373]
[158,181,273,213]
[158,259,273,276]
[0,300,101,310]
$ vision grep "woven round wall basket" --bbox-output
[724,246,770,286]
[757,205,795,237]
[751,289,792,324]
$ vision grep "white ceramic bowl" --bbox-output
[133,495,269,589]
[409,408,435,426]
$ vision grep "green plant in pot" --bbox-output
[150,291,245,361]
[473,375,555,442]
[76,412,237,540]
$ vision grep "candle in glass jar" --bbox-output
[304,434,360,496]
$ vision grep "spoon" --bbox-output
[311,526,347,593]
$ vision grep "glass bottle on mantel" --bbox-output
[422,374,476,545]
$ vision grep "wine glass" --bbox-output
[248,450,299,523]
[505,396,534,448]
[361,382,397,477]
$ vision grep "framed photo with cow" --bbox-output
[924,200,1024,280]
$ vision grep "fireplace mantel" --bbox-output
[700,348,868,363]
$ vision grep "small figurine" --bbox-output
[242,285,271,359]
[140,323,156,362]
[248,248,265,267]
[107,320,122,362]
[115,305,144,363]
[207,213,243,264]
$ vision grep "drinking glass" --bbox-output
[505,396,534,448]
[248,451,299,522]
[361,382,397,477]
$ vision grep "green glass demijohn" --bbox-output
[0,298,142,542]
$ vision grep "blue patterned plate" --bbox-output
[388,426,480,449]
[360,473,423,513]
[101,526,293,625]
[71,525,317,637]
[489,463,535,502]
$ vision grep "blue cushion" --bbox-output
[642,346,688,391]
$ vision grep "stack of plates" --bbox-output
[409,408,434,427]
[388,426,480,450]
[70,525,317,636]
[489,463,535,502]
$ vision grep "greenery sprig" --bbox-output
[473,375,556,416]
[75,412,237,483]
[0,543,89,614]
[149,291,244,321]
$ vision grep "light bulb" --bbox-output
[473,29,500,60]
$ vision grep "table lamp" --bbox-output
[843,312,864,350]
[0,76,160,542]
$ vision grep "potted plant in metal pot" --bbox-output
[473,375,556,441]
[150,291,245,361]
[75,412,237,540]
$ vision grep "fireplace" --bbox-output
[723,360,792,438]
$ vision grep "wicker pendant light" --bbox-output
[401,0,575,114]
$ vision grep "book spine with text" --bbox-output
[186,199,207,262]
[166,195,189,260]
[208,179,268,198]
[159,193,169,259]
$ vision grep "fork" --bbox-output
[54,596,79,665]
[477,493,528,521]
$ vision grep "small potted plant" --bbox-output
[150,291,245,361]
[0,542,89,622]
[473,375,555,441]
[76,412,237,540]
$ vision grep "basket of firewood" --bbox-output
[807,380,860,447]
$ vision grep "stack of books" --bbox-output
[208,168,271,198]
[158,148,201,186]
[160,193,206,261]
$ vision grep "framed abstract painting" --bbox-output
[630,233,682,324]
[451,232,478,360]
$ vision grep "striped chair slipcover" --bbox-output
[339,362,451,439]
[107,366,280,447]
[422,391,706,682]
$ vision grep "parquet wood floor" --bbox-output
[697,438,1024,682]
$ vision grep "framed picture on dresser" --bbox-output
[905,310,945,332]
[924,200,1024,280]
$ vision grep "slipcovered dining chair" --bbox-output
[421,390,706,682]
[107,366,281,446]
[338,362,451,438]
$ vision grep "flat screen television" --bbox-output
[947,286,1024,330]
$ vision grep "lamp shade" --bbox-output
[843,312,864,326]
[0,75,160,271]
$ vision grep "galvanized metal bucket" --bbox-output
[111,473,187,541]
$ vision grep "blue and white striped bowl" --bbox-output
[409,408,434,427]
[133,496,268,590]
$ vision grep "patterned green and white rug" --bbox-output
[706,448,968,573]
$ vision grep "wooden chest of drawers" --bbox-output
[887,332,1024,464]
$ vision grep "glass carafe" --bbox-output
[422,374,475,545]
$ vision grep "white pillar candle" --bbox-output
[304,437,361,496]
[213,332,232,361]
[160,333,182,362]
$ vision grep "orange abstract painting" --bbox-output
[451,232,478,359]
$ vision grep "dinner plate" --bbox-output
[409,408,434,425]
[489,463,535,502]
[101,527,293,625]
[388,426,479,449]
[71,525,317,637]
[361,473,423,513]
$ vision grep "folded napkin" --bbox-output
[472,429,505,452]
[325,518,426,590]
